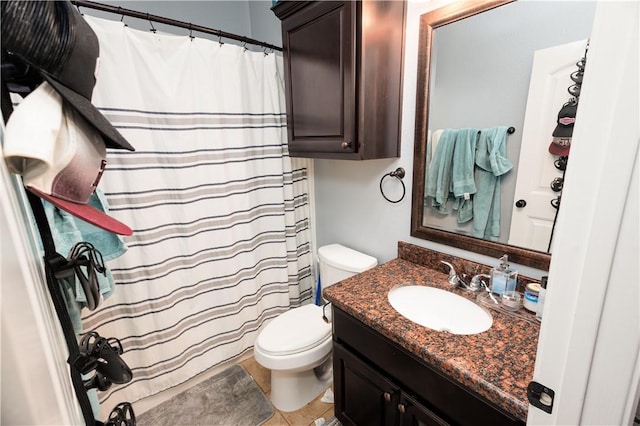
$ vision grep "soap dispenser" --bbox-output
[490,255,518,296]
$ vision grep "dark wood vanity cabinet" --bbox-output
[334,342,448,426]
[272,1,406,159]
[332,307,525,426]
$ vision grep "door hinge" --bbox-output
[527,381,555,414]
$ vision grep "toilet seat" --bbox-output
[256,304,331,356]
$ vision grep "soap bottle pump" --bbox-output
[490,255,518,297]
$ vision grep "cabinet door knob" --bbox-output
[383,392,391,402]
[341,141,352,149]
[515,199,527,208]
[397,403,406,414]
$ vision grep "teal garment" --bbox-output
[43,189,128,332]
[425,129,457,214]
[451,129,479,223]
[82,373,101,419]
[473,127,513,240]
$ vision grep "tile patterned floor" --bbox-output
[240,357,334,426]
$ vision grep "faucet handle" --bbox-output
[440,261,459,286]
[470,274,491,292]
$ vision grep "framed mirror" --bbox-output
[410,0,596,270]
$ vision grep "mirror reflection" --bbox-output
[411,0,596,269]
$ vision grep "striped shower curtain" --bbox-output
[80,16,314,411]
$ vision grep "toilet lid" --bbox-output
[257,304,331,356]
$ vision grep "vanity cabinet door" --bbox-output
[332,307,525,426]
[398,393,449,426]
[334,342,400,426]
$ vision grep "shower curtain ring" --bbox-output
[189,23,194,40]
[147,14,156,33]
[118,7,127,26]
[218,34,224,46]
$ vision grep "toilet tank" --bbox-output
[317,244,378,288]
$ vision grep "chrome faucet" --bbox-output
[441,261,462,286]
[440,261,486,292]
[470,274,491,290]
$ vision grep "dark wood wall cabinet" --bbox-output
[272,1,406,160]
[332,307,525,426]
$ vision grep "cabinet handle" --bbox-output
[397,403,406,414]
[384,392,391,402]
[341,141,352,149]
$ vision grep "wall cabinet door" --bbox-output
[280,1,357,157]
[334,342,400,425]
[273,1,406,159]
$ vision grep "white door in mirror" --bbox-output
[509,39,588,252]
[388,285,492,335]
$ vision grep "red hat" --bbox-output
[549,102,577,156]
[548,136,571,157]
[4,82,133,236]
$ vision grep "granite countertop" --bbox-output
[323,247,540,422]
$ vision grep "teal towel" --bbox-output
[451,129,479,223]
[43,189,128,332]
[473,127,513,240]
[425,129,457,214]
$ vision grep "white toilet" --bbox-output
[253,244,377,412]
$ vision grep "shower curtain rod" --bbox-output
[71,0,283,52]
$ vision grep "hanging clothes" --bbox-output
[450,128,479,223]
[425,129,456,214]
[425,128,479,223]
[473,126,512,240]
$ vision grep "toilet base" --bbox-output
[269,357,333,412]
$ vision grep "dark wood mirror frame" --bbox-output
[410,0,551,271]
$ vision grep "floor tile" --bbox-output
[280,391,333,426]
[241,356,271,393]
[243,354,335,426]
[262,411,289,426]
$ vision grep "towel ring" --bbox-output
[379,167,406,204]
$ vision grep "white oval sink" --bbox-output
[388,285,492,335]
